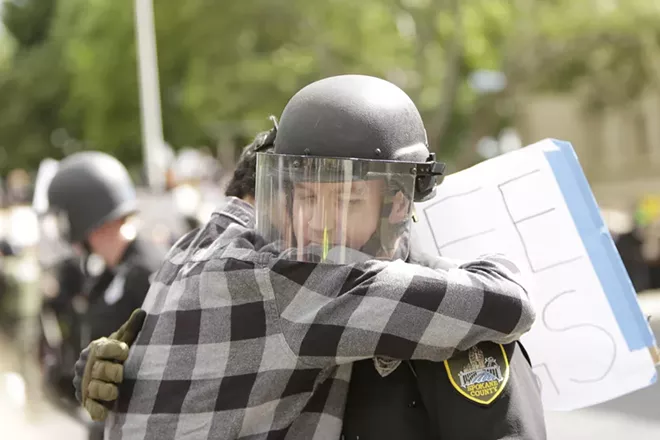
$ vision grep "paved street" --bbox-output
[1,293,659,439]
[0,333,88,439]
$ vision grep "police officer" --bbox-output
[264,74,546,439]
[47,151,164,439]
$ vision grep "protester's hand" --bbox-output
[73,309,146,421]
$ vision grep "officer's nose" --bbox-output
[308,197,337,238]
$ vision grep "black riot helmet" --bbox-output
[47,151,138,244]
[255,75,445,263]
[273,74,445,201]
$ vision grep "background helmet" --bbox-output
[47,151,137,243]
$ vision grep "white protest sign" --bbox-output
[412,138,658,411]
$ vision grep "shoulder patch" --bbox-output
[444,342,510,405]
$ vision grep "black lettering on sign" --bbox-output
[498,169,583,273]
[421,187,496,254]
[497,168,617,396]
[543,290,617,383]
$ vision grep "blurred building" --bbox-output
[517,92,660,209]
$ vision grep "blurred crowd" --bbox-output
[0,144,657,436]
[0,148,227,428]
[604,197,660,293]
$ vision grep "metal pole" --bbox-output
[134,0,166,191]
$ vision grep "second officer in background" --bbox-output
[46,151,164,439]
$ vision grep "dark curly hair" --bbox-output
[224,128,276,200]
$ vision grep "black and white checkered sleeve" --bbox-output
[269,254,535,366]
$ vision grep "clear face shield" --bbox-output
[255,153,417,263]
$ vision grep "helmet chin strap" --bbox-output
[357,194,411,261]
[366,185,413,260]
[360,225,410,261]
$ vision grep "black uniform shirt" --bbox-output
[85,238,164,342]
[342,342,546,440]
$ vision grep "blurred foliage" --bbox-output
[2,0,660,174]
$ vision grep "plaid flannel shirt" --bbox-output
[105,197,535,440]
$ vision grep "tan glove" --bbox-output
[73,309,146,421]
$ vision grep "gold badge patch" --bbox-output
[444,342,510,405]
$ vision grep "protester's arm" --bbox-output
[269,253,534,366]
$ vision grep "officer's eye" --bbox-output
[298,194,316,203]
[341,199,364,207]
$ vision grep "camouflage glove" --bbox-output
[73,309,146,421]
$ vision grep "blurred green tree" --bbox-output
[1,0,660,174]
[0,0,69,173]
[2,0,56,48]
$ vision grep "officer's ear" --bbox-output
[388,190,411,225]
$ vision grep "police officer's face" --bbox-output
[291,180,384,251]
